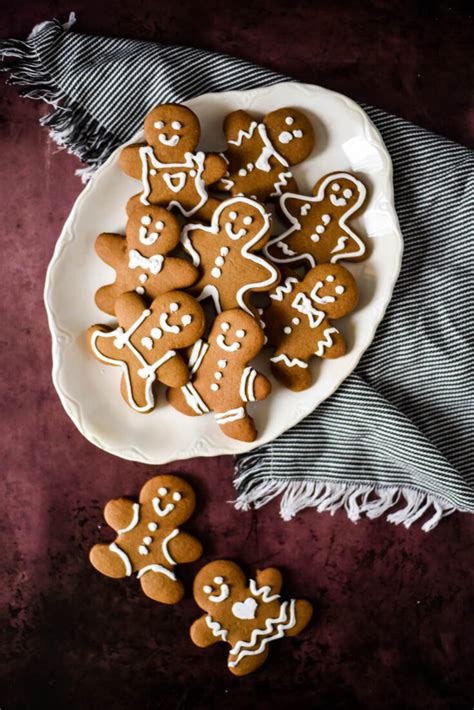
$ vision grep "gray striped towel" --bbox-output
[2,14,472,531]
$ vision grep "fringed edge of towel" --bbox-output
[0,13,116,182]
[234,475,456,532]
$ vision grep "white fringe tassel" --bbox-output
[234,479,455,532]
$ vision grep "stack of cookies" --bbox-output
[88,103,368,441]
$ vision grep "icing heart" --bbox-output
[231,597,258,620]
[163,172,187,193]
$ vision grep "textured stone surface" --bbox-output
[1,2,473,708]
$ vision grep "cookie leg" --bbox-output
[216,413,258,442]
[285,599,314,636]
[270,359,312,392]
[89,543,128,579]
[228,647,269,676]
[166,385,201,417]
[139,570,184,604]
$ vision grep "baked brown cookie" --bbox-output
[90,474,202,604]
[95,203,198,315]
[88,291,205,412]
[181,197,280,316]
[217,107,315,202]
[190,560,313,676]
[265,172,367,267]
[263,264,358,391]
[119,103,227,220]
[167,309,271,442]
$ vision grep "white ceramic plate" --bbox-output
[44,81,403,463]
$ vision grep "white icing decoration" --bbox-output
[221,322,230,331]
[277,240,297,256]
[283,326,292,335]
[209,583,230,603]
[228,600,296,668]
[278,130,293,144]
[172,492,182,502]
[225,223,247,240]
[141,336,153,350]
[154,121,164,129]
[211,383,220,392]
[214,407,245,424]
[343,188,353,198]
[138,545,149,555]
[254,123,290,172]
[150,327,162,339]
[211,267,222,279]
[188,339,209,375]
[152,497,175,517]
[315,327,338,356]
[285,116,294,125]
[214,371,223,380]
[139,274,148,283]
[326,275,335,282]
[270,354,308,368]
[270,171,292,197]
[161,528,179,566]
[117,503,140,534]
[300,203,311,216]
[171,121,182,130]
[291,293,325,328]
[236,329,246,338]
[139,146,208,217]
[160,312,180,334]
[240,367,257,403]
[90,309,176,412]
[129,249,164,275]
[158,487,168,495]
[215,256,225,267]
[136,565,176,581]
[148,522,158,532]
[109,543,132,576]
[243,216,253,225]
[292,317,300,325]
[143,536,152,545]
[141,215,152,225]
[330,194,348,207]
[310,281,336,304]
[158,134,180,147]
[264,172,367,266]
[270,276,298,301]
[229,211,237,219]
[249,578,280,602]
[203,585,212,594]
[293,129,303,138]
[139,215,162,246]
[228,121,258,146]
[218,359,227,368]
[205,615,228,642]
[181,382,210,415]
[232,597,258,620]
[214,577,224,584]
[220,247,229,256]
[216,334,241,352]
[181,314,193,326]
[135,287,145,295]
[332,183,341,191]
[331,236,349,254]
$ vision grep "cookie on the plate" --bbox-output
[119,103,227,221]
[167,309,271,442]
[265,172,367,267]
[88,291,205,412]
[216,107,315,202]
[190,560,313,676]
[95,203,198,315]
[263,264,358,391]
[90,474,202,604]
[181,196,280,317]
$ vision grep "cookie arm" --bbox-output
[95,233,126,268]
[202,153,228,184]
[223,110,255,143]
[156,352,190,388]
[314,326,346,359]
[103,498,138,532]
[255,567,283,595]
[167,531,203,564]
[119,143,143,179]
[190,616,222,648]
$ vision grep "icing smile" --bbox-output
[225,223,247,240]
[158,134,180,147]
[310,281,336,304]
[216,334,241,352]
[203,576,230,603]
[152,497,175,517]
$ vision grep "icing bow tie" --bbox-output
[129,249,164,275]
[291,292,324,328]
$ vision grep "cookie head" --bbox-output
[126,204,181,256]
[139,474,196,526]
[211,310,265,361]
[305,264,358,318]
[194,561,247,613]
[144,104,200,158]
[147,291,206,348]
[218,198,270,246]
[264,107,314,165]
[318,174,364,212]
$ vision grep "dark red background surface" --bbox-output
[1,2,473,709]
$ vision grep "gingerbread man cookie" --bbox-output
[120,103,227,221]
[217,107,315,202]
[88,290,205,412]
[181,197,280,316]
[90,475,202,604]
[95,204,198,315]
[190,561,313,676]
[265,172,367,267]
[263,264,358,391]
[167,309,271,442]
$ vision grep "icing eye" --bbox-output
[203,585,213,594]
[285,116,294,125]
[236,329,246,338]
[278,131,293,144]
[221,322,230,332]
[214,576,224,584]
[243,216,253,225]
[343,188,353,198]
[332,183,341,191]
[158,487,168,496]
[171,121,182,129]
[172,492,182,501]
[335,285,345,295]
[292,129,303,138]
[155,220,164,230]
[326,275,335,283]
[148,522,158,531]
[170,302,179,312]
[181,314,193,326]
[141,215,152,226]
[154,121,165,129]
[143,536,152,545]
[150,327,162,339]
[283,326,292,335]
[229,211,237,220]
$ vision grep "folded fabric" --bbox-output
[2,14,472,531]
